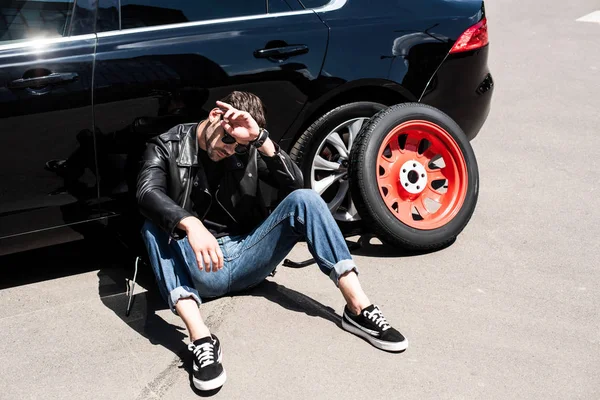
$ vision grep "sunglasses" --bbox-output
[219,115,249,153]
[223,133,249,154]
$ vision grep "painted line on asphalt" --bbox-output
[577,11,600,23]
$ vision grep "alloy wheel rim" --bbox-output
[376,120,468,230]
[310,117,369,222]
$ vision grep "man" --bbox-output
[137,91,407,392]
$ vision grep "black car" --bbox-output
[0,0,493,256]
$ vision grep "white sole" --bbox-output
[342,319,408,352]
[193,370,227,391]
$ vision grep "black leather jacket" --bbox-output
[136,123,303,240]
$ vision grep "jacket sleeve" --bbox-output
[257,142,304,193]
[136,139,193,240]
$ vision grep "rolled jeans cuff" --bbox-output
[169,285,202,314]
[328,260,358,286]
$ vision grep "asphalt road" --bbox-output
[1,0,599,399]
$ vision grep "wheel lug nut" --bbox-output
[417,186,420,190]
[421,174,425,178]
[402,169,406,173]
[404,183,408,187]
[413,163,416,167]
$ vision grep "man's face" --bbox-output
[203,108,253,161]
[204,120,237,162]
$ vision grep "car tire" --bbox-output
[290,102,387,233]
[349,102,479,250]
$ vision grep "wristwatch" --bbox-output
[251,128,269,148]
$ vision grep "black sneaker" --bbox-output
[188,334,227,391]
[342,304,408,352]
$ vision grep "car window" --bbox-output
[268,0,294,13]
[0,0,75,44]
[297,0,330,8]
[96,0,119,33]
[120,0,266,30]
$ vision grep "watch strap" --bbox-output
[251,128,269,148]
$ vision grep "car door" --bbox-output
[91,0,328,213]
[0,0,98,241]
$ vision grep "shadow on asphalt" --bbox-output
[0,237,122,290]
[0,234,196,381]
[346,233,455,258]
[235,279,343,328]
[0,231,427,395]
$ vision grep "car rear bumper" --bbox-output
[420,45,494,140]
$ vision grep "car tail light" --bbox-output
[450,18,489,54]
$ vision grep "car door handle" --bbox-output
[254,45,309,59]
[8,72,79,89]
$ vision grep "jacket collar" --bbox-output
[176,121,246,171]
[176,123,199,167]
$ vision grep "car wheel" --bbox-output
[349,102,479,250]
[290,102,387,232]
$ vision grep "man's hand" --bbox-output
[216,100,260,143]
[178,216,223,272]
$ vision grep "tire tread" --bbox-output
[349,102,478,251]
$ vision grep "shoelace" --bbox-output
[363,306,391,331]
[188,341,216,368]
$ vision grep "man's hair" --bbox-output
[220,91,266,129]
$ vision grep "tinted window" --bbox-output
[298,0,330,8]
[0,0,75,43]
[268,0,293,13]
[121,0,266,30]
[70,0,97,36]
[97,0,119,32]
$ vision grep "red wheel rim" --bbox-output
[376,120,468,230]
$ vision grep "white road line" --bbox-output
[577,11,600,23]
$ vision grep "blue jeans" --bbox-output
[141,189,358,313]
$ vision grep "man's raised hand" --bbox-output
[216,100,260,142]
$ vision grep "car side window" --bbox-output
[0,0,75,43]
[297,0,330,8]
[120,0,266,30]
[97,0,119,33]
[268,0,295,13]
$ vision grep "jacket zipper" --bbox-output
[215,186,238,224]
[181,166,192,210]
[202,188,213,220]
[170,165,194,244]
[278,152,294,180]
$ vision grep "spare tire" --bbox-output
[349,103,479,251]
